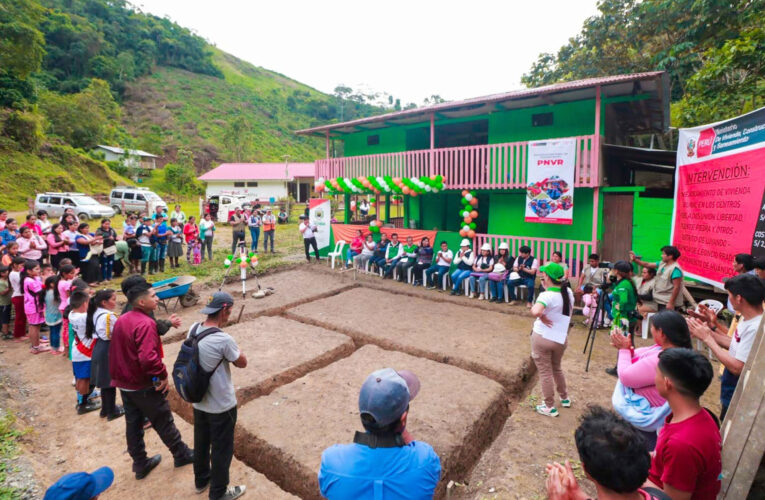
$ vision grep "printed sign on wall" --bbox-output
[672,106,765,287]
[525,139,576,224]
[309,198,331,251]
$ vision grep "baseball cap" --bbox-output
[200,291,234,314]
[43,467,114,500]
[358,368,420,428]
[540,262,565,280]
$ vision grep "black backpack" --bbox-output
[172,323,223,403]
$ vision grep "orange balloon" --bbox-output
[470,210,478,218]
[468,230,476,238]
[463,216,472,224]
[430,175,437,181]
[441,177,447,184]
[459,229,467,237]
[357,176,365,183]
[362,180,371,188]
[410,191,418,197]
[461,190,469,197]
[470,198,478,207]
[402,186,410,195]
[393,177,401,185]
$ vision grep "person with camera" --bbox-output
[609,310,693,451]
[629,246,684,311]
[530,262,573,417]
[229,208,247,255]
[318,368,441,499]
[605,261,639,376]
[575,254,608,302]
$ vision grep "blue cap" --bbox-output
[44,467,114,500]
[358,368,421,427]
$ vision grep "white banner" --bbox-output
[525,139,576,224]
[309,198,331,251]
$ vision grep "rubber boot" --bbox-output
[149,261,156,275]
[159,259,165,273]
[140,261,147,275]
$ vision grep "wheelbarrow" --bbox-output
[152,275,200,313]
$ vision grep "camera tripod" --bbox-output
[582,280,611,372]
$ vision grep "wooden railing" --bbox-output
[473,233,595,279]
[316,135,599,189]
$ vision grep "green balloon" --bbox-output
[370,197,376,203]
[469,222,476,229]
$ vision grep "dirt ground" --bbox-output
[0,266,722,499]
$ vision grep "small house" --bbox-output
[197,162,316,203]
[95,145,159,169]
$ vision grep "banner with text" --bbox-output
[309,198,331,252]
[672,107,765,288]
[525,139,576,224]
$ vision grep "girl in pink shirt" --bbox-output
[16,226,47,263]
[55,264,77,354]
[22,261,49,354]
[46,223,69,269]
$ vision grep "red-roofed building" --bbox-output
[198,162,315,202]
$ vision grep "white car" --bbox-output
[109,186,167,215]
[35,193,115,221]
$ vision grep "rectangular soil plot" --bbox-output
[163,316,355,422]
[235,345,507,500]
[286,287,534,390]
[156,269,356,342]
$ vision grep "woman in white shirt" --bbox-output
[353,234,377,272]
[530,262,574,418]
[199,213,216,261]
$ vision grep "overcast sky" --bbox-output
[135,0,600,104]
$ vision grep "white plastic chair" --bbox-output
[642,312,655,339]
[328,241,346,269]
[695,299,724,355]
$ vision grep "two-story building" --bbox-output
[296,72,675,276]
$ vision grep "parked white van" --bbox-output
[109,186,167,215]
[34,193,115,221]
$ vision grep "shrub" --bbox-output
[2,110,44,152]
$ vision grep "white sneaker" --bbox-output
[219,485,246,500]
[478,294,484,300]
[535,404,559,417]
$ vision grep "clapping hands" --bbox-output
[546,461,587,500]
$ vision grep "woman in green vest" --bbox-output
[605,260,639,376]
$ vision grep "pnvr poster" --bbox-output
[309,198,331,252]
[525,139,576,224]
[672,106,765,288]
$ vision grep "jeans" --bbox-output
[48,323,61,349]
[469,273,489,294]
[396,260,414,282]
[489,279,505,301]
[370,255,386,271]
[451,269,472,291]
[263,230,275,252]
[194,407,237,499]
[156,243,167,260]
[354,253,373,270]
[303,237,320,261]
[203,237,213,261]
[507,276,536,303]
[231,231,246,253]
[346,249,359,267]
[412,262,431,284]
[100,254,114,281]
[120,388,191,472]
[425,264,449,287]
[249,227,260,251]
[383,258,400,277]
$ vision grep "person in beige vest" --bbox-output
[575,253,608,302]
[629,246,684,310]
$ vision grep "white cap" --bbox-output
[498,242,509,250]
[481,243,492,252]
[460,238,471,247]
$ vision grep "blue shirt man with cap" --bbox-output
[44,466,114,500]
[318,368,441,500]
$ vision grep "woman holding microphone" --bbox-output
[530,262,574,417]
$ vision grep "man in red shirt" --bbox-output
[647,348,721,499]
[110,282,194,480]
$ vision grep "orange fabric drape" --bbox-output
[331,224,437,246]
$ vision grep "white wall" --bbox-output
[204,180,288,201]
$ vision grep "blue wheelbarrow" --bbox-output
[152,275,200,312]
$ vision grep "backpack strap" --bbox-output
[190,324,226,373]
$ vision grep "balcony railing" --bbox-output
[316,134,599,189]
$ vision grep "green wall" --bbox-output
[632,195,674,262]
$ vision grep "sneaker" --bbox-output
[535,404,559,417]
[195,482,210,494]
[135,454,162,480]
[174,449,194,468]
[605,367,618,377]
[478,294,484,300]
[449,290,457,296]
[77,399,102,415]
[107,406,126,421]
[560,398,572,408]
[426,284,436,290]
[219,486,246,500]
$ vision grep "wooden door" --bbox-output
[600,193,634,263]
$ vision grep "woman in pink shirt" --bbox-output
[16,226,47,264]
[346,229,364,269]
[610,309,692,450]
[46,223,69,269]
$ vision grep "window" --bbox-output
[367,134,380,146]
[234,182,245,187]
[48,197,61,205]
[222,197,232,204]
[136,194,146,201]
[111,191,122,199]
[38,196,49,204]
[123,193,135,200]
[532,112,553,127]
[63,198,74,206]
[247,181,258,187]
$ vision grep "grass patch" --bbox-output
[0,411,27,498]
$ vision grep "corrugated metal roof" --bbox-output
[96,145,159,158]
[197,163,315,181]
[296,71,667,136]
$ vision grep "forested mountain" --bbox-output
[522,0,764,127]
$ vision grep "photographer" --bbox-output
[298,215,321,262]
[630,247,684,311]
[605,261,639,376]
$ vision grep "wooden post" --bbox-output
[325,130,330,159]
[591,85,602,252]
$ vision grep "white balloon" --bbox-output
[432,188,439,193]
[425,185,432,192]
[462,225,470,232]
[465,193,473,202]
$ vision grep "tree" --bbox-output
[222,115,253,162]
[0,0,46,80]
[164,148,201,194]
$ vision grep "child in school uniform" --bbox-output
[22,260,49,354]
[44,275,63,354]
[0,265,11,340]
[87,289,123,420]
[68,290,100,415]
[9,257,26,340]
[55,264,77,355]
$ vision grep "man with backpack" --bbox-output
[180,292,247,500]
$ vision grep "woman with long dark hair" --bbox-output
[605,260,640,376]
[87,289,123,420]
[74,223,103,286]
[610,309,692,450]
[530,262,574,417]
[46,223,68,269]
[411,237,433,286]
